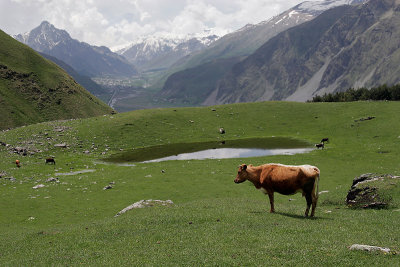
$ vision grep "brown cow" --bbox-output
[234,163,320,217]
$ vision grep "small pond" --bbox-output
[104,137,313,163]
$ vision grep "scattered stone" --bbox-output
[28,217,35,221]
[319,190,329,195]
[354,116,375,122]
[32,184,45,189]
[346,173,400,209]
[349,244,390,253]
[45,177,59,182]
[145,174,152,178]
[53,125,71,132]
[13,146,28,155]
[189,120,194,123]
[4,176,16,182]
[55,169,95,176]
[54,143,67,148]
[161,170,165,173]
[361,202,387,209]
[114,199,174,217]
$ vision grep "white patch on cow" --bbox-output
[267,163,320,177]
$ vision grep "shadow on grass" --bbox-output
[248,210,332,220]
[275,211,333,220]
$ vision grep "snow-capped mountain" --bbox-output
[160,0,369,105]
[14,21,137,77]
[210,0,397,104]
[117,34,219,72]
[228,0,366,50]
[14,21,71,52]
[295,0,366,15]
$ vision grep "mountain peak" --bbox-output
[117,34,219,71]
[14,21,72,51]
[39,20,52,27]
[14,22,137,77]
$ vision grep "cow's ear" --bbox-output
[242,164,247,171]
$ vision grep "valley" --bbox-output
[2,1,400,264]
[10,0,372,111]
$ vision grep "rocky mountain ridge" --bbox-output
[161,0,368,105]
[117,34,219,72]
[209,0,400,104]
[14,21,137,78]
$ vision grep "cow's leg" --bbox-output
[305,193,312,217]
[267,192,275,213]
[310,192,318,217]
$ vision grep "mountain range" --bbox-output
[160,0,368,105]
[15,21,137,78]
[11,0,399,110]
[117,34,219,72]
[207,0,400,104]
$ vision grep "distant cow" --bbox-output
[315,143,324,149]
[15,159,20,168]
[45,158,56,165]
[321,138,329,143]
[234,163,320,217]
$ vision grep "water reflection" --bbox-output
[143,147,313,163]
[104,137,313,163]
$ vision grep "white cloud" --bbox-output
[1,0,304,49]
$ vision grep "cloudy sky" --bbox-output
[1,0,305,50]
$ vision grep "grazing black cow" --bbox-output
[45,158,56,165]
[315,143,324,149]
[321,138,329,143]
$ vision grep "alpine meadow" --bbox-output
[0,101,399,265]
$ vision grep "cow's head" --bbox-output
[234,164,248,184]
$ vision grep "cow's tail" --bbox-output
[312,167,320,200]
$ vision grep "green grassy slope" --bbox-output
[0,30,113,130]
[0,101,399,265]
